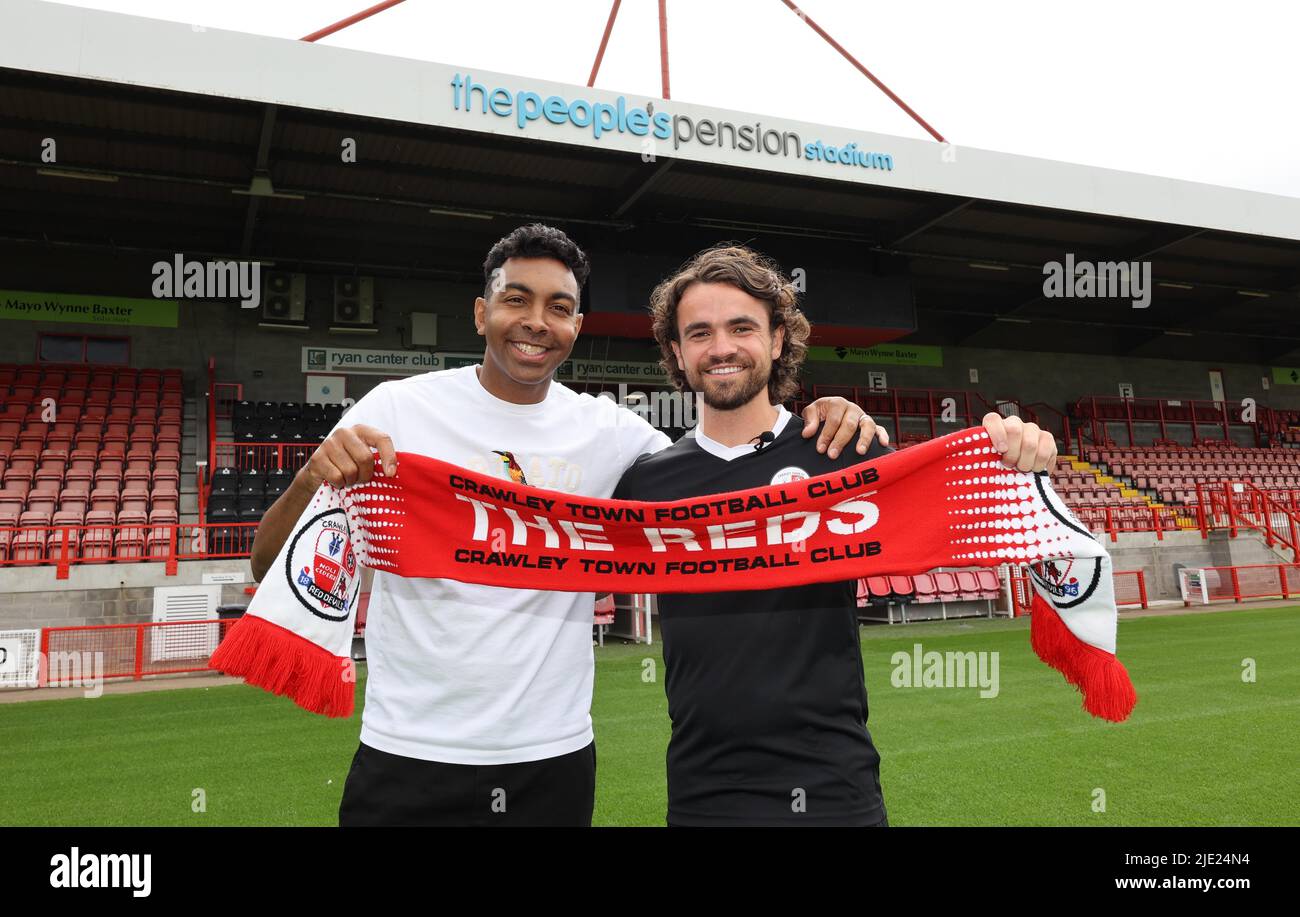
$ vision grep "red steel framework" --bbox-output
[300,0,408,43]
[299,0,943,138]
[1072,394,1261,452]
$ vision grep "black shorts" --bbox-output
[338,740,596,827]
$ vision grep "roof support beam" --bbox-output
[240,104,278,256]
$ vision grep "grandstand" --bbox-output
[1,0,1299,676]
[0,364,188,564]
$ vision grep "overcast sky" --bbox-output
[41,0,1300,199]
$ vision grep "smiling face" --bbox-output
[670,281,784,411]
[473,256,583,403]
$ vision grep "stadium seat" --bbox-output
[955,571,982,601]
[207,495,238,522]
[10,527,45,562]
[152,462,180,488]
[912,574,939,603]
[120,482,150,514]
[151,482,178,513]
[888,575,914,602]
[933,572,960,602]
[210,468,239,496]
[865,576,893,606]
[89,484,120,513]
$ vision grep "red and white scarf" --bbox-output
[210,427,1137,722]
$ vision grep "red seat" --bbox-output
[912,573,938,603]
[51,507,85,526]
[0,487,26,515]
[933,572,960,600]
[123,461,153,486]
[33,457,66,483]
[3,460,35,486]
[45,522,81,555]
[155,423,181,446]
[151,482,178,513]
[89,485,119,513]
[955,570,982,600]
[888,575,914,600]
[64,457,95,486]
[9,527,44,562]
[114,529,146,561]
[26,483,59,514]
[19,501,50,520]
[120,483,150,514]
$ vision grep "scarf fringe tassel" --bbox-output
[209,614,355,718]
[1029,593,1137,722]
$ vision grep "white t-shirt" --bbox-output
[328,364,670,764]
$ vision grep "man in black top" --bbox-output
[613,244,1058,826]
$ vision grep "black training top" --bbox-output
[613,414,892,826]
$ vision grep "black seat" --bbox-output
[209,469,239,496]
[206,495,238,523]
[232,400,257,424]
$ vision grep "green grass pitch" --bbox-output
[2,606,1296,826]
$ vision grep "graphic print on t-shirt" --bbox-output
[491,450,529,485]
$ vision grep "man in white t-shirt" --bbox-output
[248,224,887,826]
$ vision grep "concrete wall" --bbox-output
[0,559,253,629]
[1106,530,1288,600]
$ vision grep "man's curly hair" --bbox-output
[483,223,590,304]
[648,244,810,404]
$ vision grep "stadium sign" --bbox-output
[302,347,480,376]
[449,74,894,176]
[0,289,178,327]
[808,344,943,367]
[555,359,667,383]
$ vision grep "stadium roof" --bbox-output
[2,0,1299,363]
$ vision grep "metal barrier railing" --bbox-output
[1179,563,1300,605]
[38,617,242,685]
[1009,568,1148,615]
[0,523,258,578]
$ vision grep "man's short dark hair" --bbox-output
[482,223,591,303]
